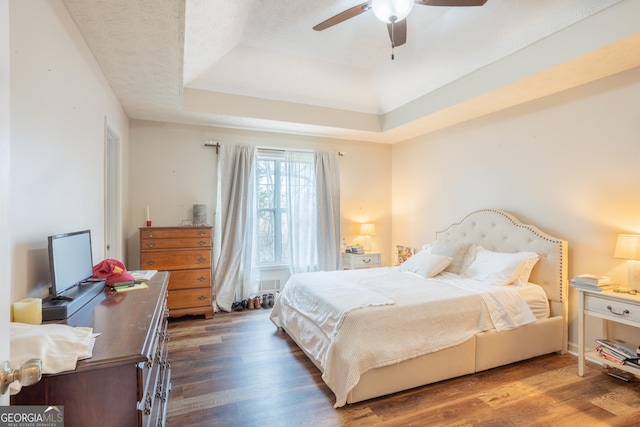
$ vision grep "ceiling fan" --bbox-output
[313,0,488,59]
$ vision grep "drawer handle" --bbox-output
[146,242,156,248]
[362,259,370,263]
[198,231,207,236]
[197,256,207,263]
[144,393,152,415]
[197,276,206,282]
[148,232,154,238]
[198,295,207,301]
[198,240,206,246]
[156,383,164,400]
[607,305,630,316]
[146,259,156,266]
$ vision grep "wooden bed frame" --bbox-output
[283,209,569,405]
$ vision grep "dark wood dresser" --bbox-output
[140,226,213,319]
[11,272,171,427]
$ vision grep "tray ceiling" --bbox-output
[61,0,636,143]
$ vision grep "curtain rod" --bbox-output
[204,141,220,154]
[204,141,345,156]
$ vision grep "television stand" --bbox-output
[42,279,106,321]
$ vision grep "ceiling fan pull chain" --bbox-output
[391,20,395,60]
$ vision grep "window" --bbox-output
[255,151,316,266]
[256,154,289,265]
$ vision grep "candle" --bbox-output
[145,205,150,221]
[13,298,42,325]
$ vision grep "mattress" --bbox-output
[271,267,547,406]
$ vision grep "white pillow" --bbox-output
[513,252,540,285]
[465,250,531,286]
[431,239,472,274]
[460,243,481,274]
[398,251,452,278]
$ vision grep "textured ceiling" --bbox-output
[61,0,635,143]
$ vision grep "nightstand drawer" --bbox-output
[585,293,640,322]
[342,253,381,269]
[352,254,381,267]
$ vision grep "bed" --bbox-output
[270,209,568,407]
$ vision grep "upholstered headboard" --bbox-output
[435,209,568,318]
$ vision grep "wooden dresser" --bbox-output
[12,272,171,427]
[140,226,213,319]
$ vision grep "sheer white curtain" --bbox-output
[286,150,341,273]
[213,143,260,312]
[315,151,341,271]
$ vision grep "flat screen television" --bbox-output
[47,229,95,298]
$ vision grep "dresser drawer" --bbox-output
[141,227,211,239]
[168,288,212,310]
[168,268,211,290]
[585,293,640,322]
[141,237,211,250]
[141,249,211,270]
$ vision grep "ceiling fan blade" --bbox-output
[415,0,488,6]
[387,19,407,47]
[313,1,372,31]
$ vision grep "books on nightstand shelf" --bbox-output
[570,274,614,291]
[595,338,640,369]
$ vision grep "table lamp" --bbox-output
[614,234,640,290]
[360,223,376,252]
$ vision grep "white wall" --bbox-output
[8,0,129,302]
[392,66,640,352]
[127,120,393,269]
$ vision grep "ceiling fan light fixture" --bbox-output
[371,0,415,23]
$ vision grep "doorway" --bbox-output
[105,123,121,259]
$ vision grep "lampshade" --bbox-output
[360,223,376,236]
[614,234,640,260]
[371,0,415,23]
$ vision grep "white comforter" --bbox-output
[270,267,536,407]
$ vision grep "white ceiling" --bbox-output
[61,0,638,143]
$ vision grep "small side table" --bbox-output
[342,252,382,270]
[577,287,640,377]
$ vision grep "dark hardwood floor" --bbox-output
[166,309,640,427]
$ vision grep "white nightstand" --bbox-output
[577,287,640,377]
[342,252,382,270]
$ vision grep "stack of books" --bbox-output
[570,274,614,291]
[130,270,157,281]
[345,245,364,254]
[595,338,640,369]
